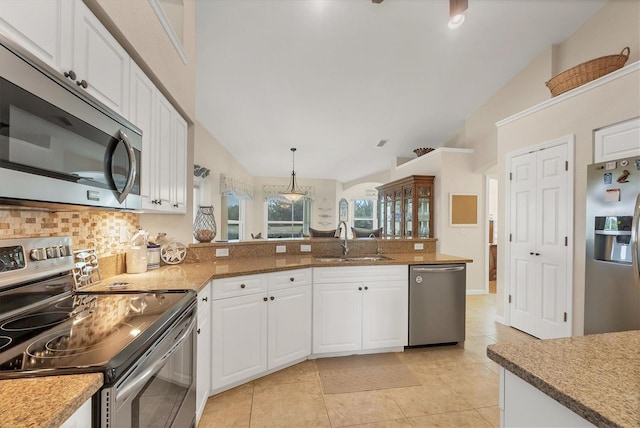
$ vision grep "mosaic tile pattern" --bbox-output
[0,209,140,257]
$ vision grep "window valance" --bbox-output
[220,173,253,200]
[262,185,315,202]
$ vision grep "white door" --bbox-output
[509,152,538,335]
[211,293,268,390]
[73,0,129,117]
[362,280,408,349]
[535,144,570,339]
[268,285,311,368]
[508,141,571,339]
[312,282,362,354]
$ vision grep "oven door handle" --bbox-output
[115,316,196,403]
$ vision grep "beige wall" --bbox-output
[390,150,486,293]
[497,69,639,335]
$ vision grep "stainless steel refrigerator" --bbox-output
[584,156,640,334]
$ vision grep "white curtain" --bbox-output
[220,173,253,200]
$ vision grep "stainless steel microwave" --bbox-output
[0,36,141,211]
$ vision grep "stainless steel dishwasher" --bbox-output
[409,264,466,346]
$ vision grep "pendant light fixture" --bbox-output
[448,0,468,29]
[282,147,306,202]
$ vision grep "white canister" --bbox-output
[147,244,161,270]
[126,246,148,274]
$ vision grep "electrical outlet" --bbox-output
[414,243,424,250]
[276,245,286,253]
[300,244,311,252]
[215,248,229,257]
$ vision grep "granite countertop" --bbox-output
[0,373,102,428]
[3,252,470,425]
[87,252,472,293]
[487,330,640,428]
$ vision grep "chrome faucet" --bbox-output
[338,220,349,255]
[369,233,380,255]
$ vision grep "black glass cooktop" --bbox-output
[0,290,195,380]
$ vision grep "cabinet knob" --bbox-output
[240,284,246,289]
[270,296,275,301]
[173,203,179,208]
[364,286,368,290]
[76,79,88,89]
[202,297,208,302]
[64,70,76,80]
[535,253,540,256]
[289,277,294,282]
[530,252,534,255]
[263,297,268,301]
[358,287,363,291]
[197,328,201,335]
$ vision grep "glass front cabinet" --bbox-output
[376,175,434,238]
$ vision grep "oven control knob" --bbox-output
[46,247,61,259]
[58,245,71,257]
[30,248,47,261]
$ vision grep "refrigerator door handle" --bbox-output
[632,193,640,288]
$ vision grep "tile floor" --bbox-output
[198,294,536,428]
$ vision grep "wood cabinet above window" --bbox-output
[376,175,434,239]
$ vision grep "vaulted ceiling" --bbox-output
[195,0,606,183]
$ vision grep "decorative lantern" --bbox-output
[194,206,217,243]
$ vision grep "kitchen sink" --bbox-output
[314,255,391,263]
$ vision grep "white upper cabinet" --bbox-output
[73,0,129,118]
[0,0,129,118]
[594,117,640,162]
[0,0,72,72]
[1,0,188,214]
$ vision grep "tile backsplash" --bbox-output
[0,209,140,257]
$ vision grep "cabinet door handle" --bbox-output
[263,297,268,302]
[530,252,534,255]
[270,296,275,301]
[289,277,294,282]
[358,287,363,291]
[202,297,208,302]
[240,284,246,289]
[76,79,88,89]
[64,70,76,80]
[173,203,179,208]
[535,253,540,256]
[197,328,201,335]
[364,286,368,290]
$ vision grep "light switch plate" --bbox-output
[414,243,424,250]
[301,244,312,252]
[215,248,229,257]
[276,245,286,253]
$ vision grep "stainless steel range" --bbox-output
[0,237,197,427]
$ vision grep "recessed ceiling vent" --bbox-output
[376,139,388,147]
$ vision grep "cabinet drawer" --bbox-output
[268,268,312,291]
[313,265,408,284]
[212,275,268,300]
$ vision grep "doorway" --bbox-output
[487,175,498,294]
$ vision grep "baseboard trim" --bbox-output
[494,314,507,325]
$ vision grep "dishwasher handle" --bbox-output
[412,265,465,273]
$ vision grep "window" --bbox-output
[226,194,243,240]
[266,198,310,238]
[353,199,375,229]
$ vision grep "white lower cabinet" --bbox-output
[313,266,408,355]
[211,269,311,392]
[59,397,91,428]
[196,283,211,423]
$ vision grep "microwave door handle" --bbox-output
[115,316,196,403]
[632,193,640,288]
[112,130,137,204]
